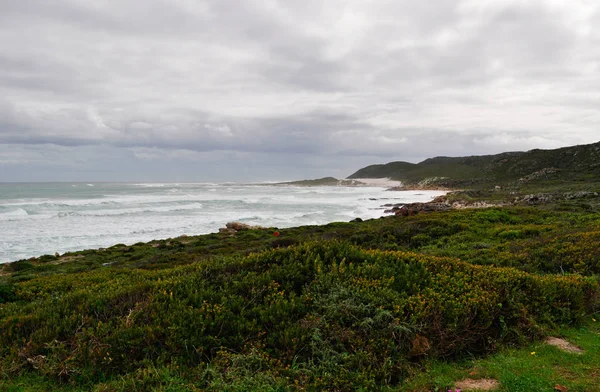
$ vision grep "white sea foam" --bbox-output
[0,208,29,220]
[0,182,446,263]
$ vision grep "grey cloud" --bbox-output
[0,99,373,155]
[0,0,212,38]
[0,0,599,181]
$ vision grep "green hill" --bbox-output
[348,141,600,189]
[274,177,364,186]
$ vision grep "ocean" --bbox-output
[0,182,446,263]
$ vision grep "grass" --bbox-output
[400,315,600,392]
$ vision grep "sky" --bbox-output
[1,0,599,182]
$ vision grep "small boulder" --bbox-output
[387,202,452,216]
[226,222,252,231]
[225,222,264,231]
[454,378,500,391]
[545,337,584,354]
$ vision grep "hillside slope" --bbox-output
[348,141,600,189]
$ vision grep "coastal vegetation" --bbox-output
[2,141,600,390]
[348,141,600,190]
[1,202,600,390]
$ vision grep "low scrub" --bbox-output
[1,242,597,390]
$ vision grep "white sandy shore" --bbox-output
[353,178,403,187]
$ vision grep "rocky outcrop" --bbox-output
[564,191,599,200]
[380,188,600,215]
[386,184,452,191]
[219,222,265,235]
[517,167,559,183]
[384,202,452,216]
[451,201,508,209]
[517,193,554,205]
[513,191,599,205]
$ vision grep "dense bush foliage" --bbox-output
[1,241,598,390]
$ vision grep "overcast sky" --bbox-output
[1,0,599,182]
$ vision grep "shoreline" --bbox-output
[347,177,403,187]
[2,189,599,391]
[0,185,447,264]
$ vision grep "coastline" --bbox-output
[2,187,599,391]
[346,177,403,188]
[0,182,445,264]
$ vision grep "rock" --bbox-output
[564,191,599,200]
[454,378,500,391]
[350,217,363,222]
[383,202,452,216]
[54,252,60,257]
[545,337,584,354]
[226,222,264,231]
[554,385,569,392]
[431,195,449,203]
[519,193,553,205]
[219,222,265,235]
[226,222,251,231]
[383,206,401,213]
[452,201,505,209]
[518,167,559,183]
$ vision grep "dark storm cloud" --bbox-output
[0,0,599,181]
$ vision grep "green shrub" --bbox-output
[7,260,35,272]
[1,242,597,390]
[0,284,16,303]
[38,254,59,263]
[475,209,518,224]
[271,238,299,248]
[498,230,522,239]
